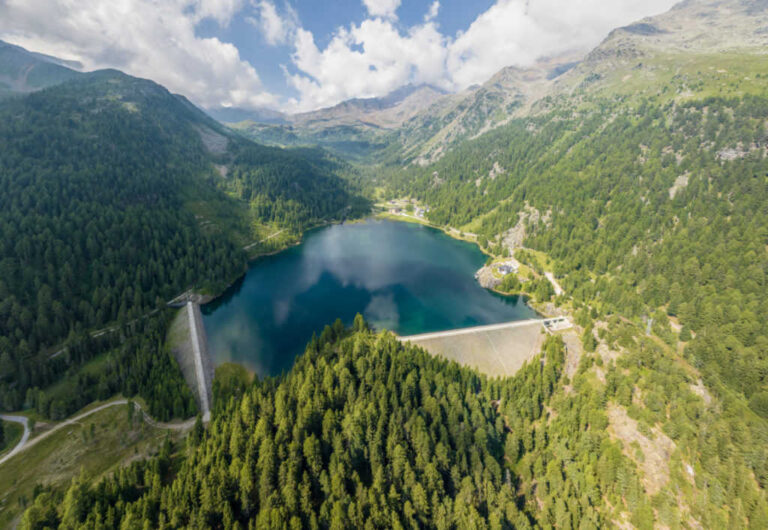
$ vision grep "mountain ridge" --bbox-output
[0,39,81,97]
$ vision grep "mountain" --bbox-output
[379,1,768,523]
[0,39,81,98]
[239,0,768,165]
[0,67,362,420]
[396,52,584,164]
[290,84,448,129]
[545,0,768,101]
[9,1,768,528]
[233,55,585,163]
[231,84,449,159]
[204,105,287,124]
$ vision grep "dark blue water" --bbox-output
[202,220,537,375]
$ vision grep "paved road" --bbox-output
[398,319,542,342]
[0,414,30,466]
[0,400,195,468]
[187,302,211,422]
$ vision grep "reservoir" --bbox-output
[202,219,538,376]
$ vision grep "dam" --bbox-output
[398,318,571,377]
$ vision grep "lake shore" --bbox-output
[201,219,540,375]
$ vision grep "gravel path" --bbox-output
[0,400,195,468]
[545,272,564,296]
[243,229,286,251]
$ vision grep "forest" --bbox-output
[387,93,768,416]
[0,70,362,420]
[24,315,768,528]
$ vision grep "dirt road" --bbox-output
[0,400,195,468]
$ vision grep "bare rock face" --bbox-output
[503,204,552,253]
[474,265,501,289]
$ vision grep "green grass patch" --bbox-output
[0,420,24,455]
[0,399,180,528]
[41,352,114,408]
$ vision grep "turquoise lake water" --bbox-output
[201,219,538,376]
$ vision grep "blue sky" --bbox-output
[0,0,678,112]
[195,0,496,102]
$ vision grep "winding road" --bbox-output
[0,400,195,468]
[0,414,30,466]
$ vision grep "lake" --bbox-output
[202,219,538,376]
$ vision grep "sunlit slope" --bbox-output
[0,68,361,413]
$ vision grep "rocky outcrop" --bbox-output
[474,265,501,289]
[503,204,552,253]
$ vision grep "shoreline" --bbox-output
[202,217,352,307]
[204,213,548,320]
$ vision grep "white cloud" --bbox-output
[446,0,678,89]
[287,19,447,111]
[362,0,401,19]
[195,0,245,26]
[425,1,440,23]
[0,0,680,113]
[250,1,298,46]
[287,0,678,111]
[0,0,278,109]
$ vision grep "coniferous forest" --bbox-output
[4,1,768,528]
[0,70,361,419]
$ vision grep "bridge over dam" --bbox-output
[397,318,571,377]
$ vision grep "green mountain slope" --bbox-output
[10,1,768,528]
[0,68,362,418]
[23,320,768,528]
[385,0,768,405]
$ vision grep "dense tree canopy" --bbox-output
[388,93,768,409]
[0,70,363,418]
[21,325,568,529]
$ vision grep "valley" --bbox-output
[2,0,768,528]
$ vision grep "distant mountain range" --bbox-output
[7,0,767,165]
[225,0,768,163]
[228,53,587,161]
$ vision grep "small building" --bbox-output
[496,261,519,275]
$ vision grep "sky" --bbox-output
[0,0,678,113]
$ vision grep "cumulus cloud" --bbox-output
[249,1,298,46]
[286,19,447,111]
[446,0,677,89]
[287,0,677,111]
[362,0,401,19]
[0,0,278,109]
[424,1,440,23]
[0,0,679,112]
[195,0,245,26]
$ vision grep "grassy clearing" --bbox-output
[0,420,23,455]
[592,51,768,103]
[41,352,114,407]
[0,399,182,528]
